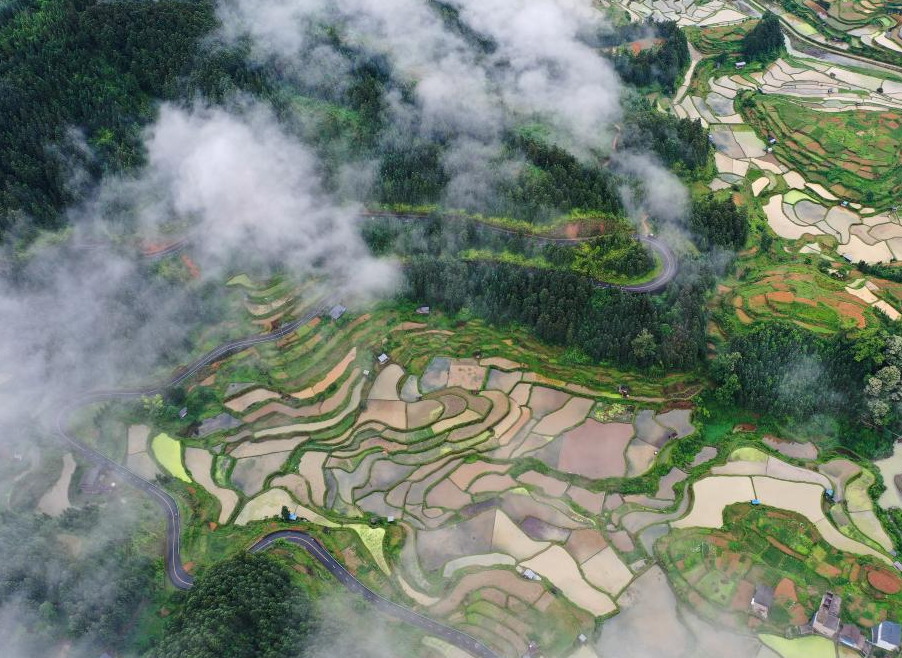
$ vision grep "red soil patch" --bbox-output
[208,522,218,531]
[794,297,817,307]
[850,563,861,583]
[868,568,902,594]
[767,291,795,304]
[731,580,755,611]
[734,423,758,433]
[774,577,798,603]
[816,562,842,579]
[736,309,752,324]
[181,254,200,279]
[710,536,730,549]
[140,238,183,256]
[732,296,744,308]
[818,296,867,328]
[760,275,790,290]
[627,37,664,55]
[748,294,767,309]
[767,536,805,560]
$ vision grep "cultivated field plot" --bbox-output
[662,505,902,637]
[99,275,902,657]
[680,40,902,265]
[122,284,713,657]
[620,0,747,26]
[742,95,902,212]
[715,266,898,334]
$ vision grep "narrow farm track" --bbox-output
[54,303,502,658]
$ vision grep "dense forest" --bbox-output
[612,20,691,94]
[405,256,711,371]
[151,552,312,658]
[619,97,712,175]
[742,11,784,63]
[690,194,749,251]
[0,0,717,243]
[0,0,261,241]
[712,321,898,457]
[0,506,157,658]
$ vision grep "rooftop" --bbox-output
[876,620,902,647]
[752,584,775,608]
[839,623,866,650]
[814,591,842,633]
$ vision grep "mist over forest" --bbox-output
[3,0,902,657]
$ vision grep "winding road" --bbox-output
[55,216,678,656]
[364,211,680,293]
[54,301,502,658]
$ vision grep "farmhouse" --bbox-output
[812,591,842,638]
[80,466,111,495]
[872,621,901,651]
[750,584,774,619]
[329,304,347,320]
[839,624,868,654]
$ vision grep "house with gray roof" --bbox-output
[873,620,901,651]
[839,624,868,654]
[751,584,775,619]
[812,591,842,638]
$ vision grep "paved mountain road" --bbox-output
[54,302,501,658]
[56,212,678,656]
[137,211,680,292]
[251,531,499,658]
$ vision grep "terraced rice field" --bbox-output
[121,278,902,657]
[151,433,191,482]
[121,281,715,655]
[742,96,902,210]
[718,267,883,333]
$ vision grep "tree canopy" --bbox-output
[689,194,749,251]
[742,12,784,63]
[151,552,313,658]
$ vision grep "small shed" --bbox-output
[736,61,747,69]
[80,466,107,495]
[838,624,867,653]
[179,407,188,419]
[377,353,389,365]
[522,568,541,581]
[329,304,347,321]
[750,584,775,619]
[416,306,431,315]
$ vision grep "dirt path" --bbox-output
[38,452,75,517]
[673,43,703,104]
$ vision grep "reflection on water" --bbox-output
[875,442,902,510]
